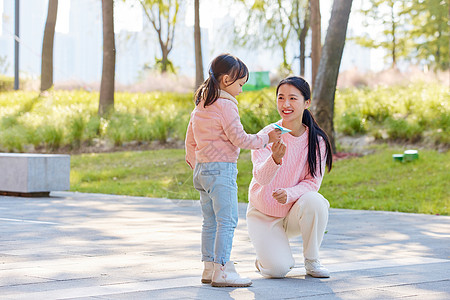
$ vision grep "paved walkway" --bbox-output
[0,192,449,299]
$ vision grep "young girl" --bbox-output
[185,54,281,287]
[247,76,333,279]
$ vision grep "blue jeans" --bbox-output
[193,162,238,265]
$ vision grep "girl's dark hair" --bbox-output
[276,76,333,176]
[195,53,249,107]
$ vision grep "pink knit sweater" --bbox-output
[249,121,327,217]
[185,90,269,169]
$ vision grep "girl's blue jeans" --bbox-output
[193,162,238,265]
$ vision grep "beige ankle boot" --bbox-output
[201,261,214,283]
[211,261,252,287]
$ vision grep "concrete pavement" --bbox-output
[0,192,449,299]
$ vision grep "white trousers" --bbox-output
[246,191,330,278]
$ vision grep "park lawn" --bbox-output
[70,146,449,216]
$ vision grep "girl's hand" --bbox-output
[271,140,286,165]
[268,129,282,144]
[272,188,287,204]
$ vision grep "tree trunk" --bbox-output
[299,24,308,77]
[310,0,321,89]
[312,0,353,152]
[161,46,169,73]
[194,0,204,88]
[99,0,115,116]
[391,5,397,68]
[40,0,58,92]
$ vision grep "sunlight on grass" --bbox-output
[70,147,449,215]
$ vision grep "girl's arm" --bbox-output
[185,117,196,169]
[282,140,327,204]
[221,102,269,150]
[251,146,282,186]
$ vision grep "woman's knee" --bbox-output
[259,258,294,278]
[300,192,330,214]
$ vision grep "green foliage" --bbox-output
[334,82,449,145]
[40,125,64,150]
[70,147,449,215]
[234,0,296,73]
[405,0,449,70]
[0,83,448,152]
[354,0,449,69]
[338,111,367,135]
[0,75,14,91]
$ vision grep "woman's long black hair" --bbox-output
[195,53,249,107]
[276,76,333,177]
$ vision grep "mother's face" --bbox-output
[276,84,311,122]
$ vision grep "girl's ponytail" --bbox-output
[195,72,220,107]
[276,76,333,177]
[194,54,249,107]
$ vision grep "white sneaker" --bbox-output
[211,261,252,287]
[201,261,214,284]
[304,259,330,278]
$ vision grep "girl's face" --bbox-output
[220,74,247,97]
[277,84,311,122]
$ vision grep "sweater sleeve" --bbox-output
[221,102,269,150]
[251,146,282,186]
[283,139,327,204]
[185,116,196,169]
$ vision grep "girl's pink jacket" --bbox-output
[185,90,269,169]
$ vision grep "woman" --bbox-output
[247,76,333,278]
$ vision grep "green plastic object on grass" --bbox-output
[243,71,270,91]
[392,150,419,163]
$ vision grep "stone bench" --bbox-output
[0,153,70,197]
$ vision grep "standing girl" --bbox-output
[247,76,333,279]
[185,54,281,287]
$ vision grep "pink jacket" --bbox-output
[185,90,269,169]
[249,122,327,217]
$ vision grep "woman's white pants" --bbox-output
[246,191,330,278]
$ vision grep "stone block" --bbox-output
[0,153,70,193]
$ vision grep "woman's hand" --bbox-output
[272,188,287,204]
[268,129,282,144]
[271,140,286,165]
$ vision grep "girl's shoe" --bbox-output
[201,261,214,284]
[211,261,252,287]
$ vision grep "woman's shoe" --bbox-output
[304,259,330,278]
[201,261,214,284]
[211,261,252,287]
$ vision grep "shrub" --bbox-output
[0,75,14,91]
[338,111,367,135]
[40,125,64,150]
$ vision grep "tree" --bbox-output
[287,0,310,77]
[41,0,58,92]
[310,0,321,88]
[235,0,293,76]
[194,0,204,88]
[405,0,449,70]
[139,0,180,73]
[99,0,116,116]
[312,0,353,152]
[353,0,409,68]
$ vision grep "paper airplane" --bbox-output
[272,123,292,134]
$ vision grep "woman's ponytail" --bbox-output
[303,109,333,177]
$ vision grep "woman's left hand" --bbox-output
[272,188,287,204]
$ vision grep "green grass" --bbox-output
[70,146,450,216]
